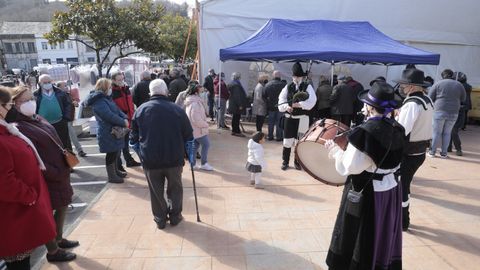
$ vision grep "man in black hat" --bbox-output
[394,68,434,231]
[277,62,316,170]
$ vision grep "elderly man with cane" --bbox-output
[130,79,194,229]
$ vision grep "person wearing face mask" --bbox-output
[85,78,129,184]
[394,69,434,231]
[252,74,269,132]
[277,62,317,170]
[8,86,79,263]
[33,74,73,154]
[0,86,57,269]
[110,71,141,170]
[184,82,214,171]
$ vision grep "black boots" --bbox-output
[106,163,124,183]
[281,147,291,170]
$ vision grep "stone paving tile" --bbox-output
[39,125,480,270]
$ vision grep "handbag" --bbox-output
[24,121,80,168]
[111,126,129,139]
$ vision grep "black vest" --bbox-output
[287,82,310,116]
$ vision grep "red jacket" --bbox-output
[214,77,229,100]
[111,84,135,126]
[0,125,56,257]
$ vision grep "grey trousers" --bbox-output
[144,166,183,224]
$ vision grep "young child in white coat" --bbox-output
[246,132,267,189]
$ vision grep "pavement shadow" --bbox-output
[414,177,480,201]
[168,221,320,269]
[409,224,480,257]
[411,193,480,218]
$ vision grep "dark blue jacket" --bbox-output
[85,91,127,153]
[34,86,73,122]
[130,95,193,169]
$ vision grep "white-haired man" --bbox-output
[132,70,152,107]
[34,74,73,151]
[130,79,193,229]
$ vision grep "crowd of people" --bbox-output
[0,60,473,270]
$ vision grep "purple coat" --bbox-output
[14,114,73,209]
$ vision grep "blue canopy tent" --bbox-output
[219,19,440,65]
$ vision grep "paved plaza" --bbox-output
[39,124,480,270]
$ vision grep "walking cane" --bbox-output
[186,140,201,222]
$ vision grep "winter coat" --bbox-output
[14,114,73,209]
[132,79,151,108]
[214,77,229,100]
[316,81,333,110]
[130,95,193,170]
[34,85,73,122]
[111,83,135,125]
[252,82,267,116]
[330,82,356,115]
[168,78,188,102]
[175,90,189,110]
[203,74,215,97]
[228,80,248,115]
[0,123,56,258]
[247,139,266,168]
[347,79,365,112]
[264,78,286,112]
[185,94,209,139]
[85,90,127,153]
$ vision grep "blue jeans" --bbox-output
[268,111,284,140]
[430,111,458,156]
[193,135,210,166]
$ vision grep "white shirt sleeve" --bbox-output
[299,84,317,110]
[329,143,375,176]
[397,102,420,136]
[277,84,289,112]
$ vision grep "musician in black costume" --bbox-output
[395,69,433,231]
[277,62,316,170]
[324,82,406,270]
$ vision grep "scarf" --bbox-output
[0,119,46,170]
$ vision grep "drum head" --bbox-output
[296,141,346,186]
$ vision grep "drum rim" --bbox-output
[294,149,345,187]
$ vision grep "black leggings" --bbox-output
[106,151,119,166]
[6,257,30,270]
[256,115,265,132]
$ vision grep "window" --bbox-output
[41,42,48,50]
[87,57,95,63]
[67,41,73,49]
[4,42,13,53]
[28,42,36,53]
[66,57,78,63]
[56,58,64,64]
[59,42,65,49]
[42,59,51,64]
[15,42,22,53]
[50,43,57,50]
[30,59,38,67]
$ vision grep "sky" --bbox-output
[169,0,197,7]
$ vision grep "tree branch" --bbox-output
[106,50,143,77]
[67,37,98,51]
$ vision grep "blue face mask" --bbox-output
[42,83,53,90]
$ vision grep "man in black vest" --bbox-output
[278,62,317,170]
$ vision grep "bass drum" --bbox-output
[295,119,350,186]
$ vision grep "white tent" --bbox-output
[198,0,480,89]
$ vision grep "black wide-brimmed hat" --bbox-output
[394,69,431,87]
[369,76,386,86]
[292,62,306,77]
[358,81,402,110]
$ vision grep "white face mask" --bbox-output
[107,88,112,96]
[20,100,37,117]
[42,83,53,91]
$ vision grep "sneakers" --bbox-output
[46,249,76,262]
[200,163,214,171]
[427,152,436,158]
[440,155,449,159]
[456,150,463,156]
[78,150,87,157]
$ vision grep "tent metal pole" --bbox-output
[434,65,439,82]
[385,65,389,81]
[218,61,222,127]
[330,61,334,87]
